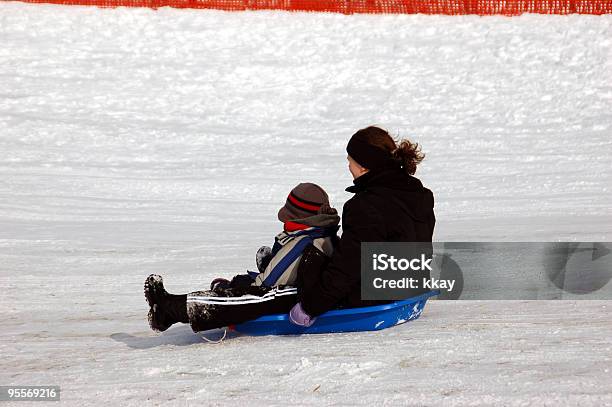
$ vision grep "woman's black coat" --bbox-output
[300,168,436,317]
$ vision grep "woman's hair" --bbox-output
[353,126,425,175]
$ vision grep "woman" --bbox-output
[144,126,435,332]
[289,126,435,326]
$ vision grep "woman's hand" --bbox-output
[289,302,316,327]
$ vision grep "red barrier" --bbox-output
[12,0,612,14]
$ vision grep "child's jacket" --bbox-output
[252,211,340,287]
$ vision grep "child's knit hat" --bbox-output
[278,183,330,222]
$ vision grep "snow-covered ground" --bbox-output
[1,3,611,405]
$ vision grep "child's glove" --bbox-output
[256,246,273,272]
[289,302,316,327]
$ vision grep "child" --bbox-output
[144,182,339,333]
[211,182,340,290]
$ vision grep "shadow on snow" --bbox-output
[110,325,241,348]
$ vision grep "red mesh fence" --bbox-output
[11,0,612,14]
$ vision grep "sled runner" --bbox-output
[231,290,439,336]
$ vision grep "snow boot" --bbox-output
[144,274,189,332]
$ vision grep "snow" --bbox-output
[1,3,611,405]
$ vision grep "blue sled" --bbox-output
[232,290,439,336]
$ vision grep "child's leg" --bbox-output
[186,285,297,332]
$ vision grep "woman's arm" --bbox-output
[300,197,386,317]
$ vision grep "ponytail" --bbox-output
[392,139,425,175]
